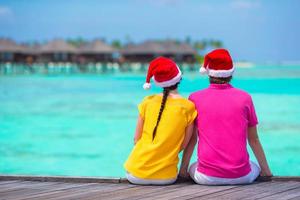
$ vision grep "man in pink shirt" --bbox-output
[179,49,272,185]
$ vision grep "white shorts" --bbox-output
[126,172,177,185]
[189,161,261,185]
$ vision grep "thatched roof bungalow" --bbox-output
[78,40,115,63]
[120,41,197,63]
[0,39,30,62]
[21,44,41,64]
[39,39,77,62]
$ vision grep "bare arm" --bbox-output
[134,115,144,144]
[180,123,194,151]
[179,127,197,178]
[248,126,272,176]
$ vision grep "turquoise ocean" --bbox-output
[0,65,300,177]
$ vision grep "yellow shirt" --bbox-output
[124,94,197,180]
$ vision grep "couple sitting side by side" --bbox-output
[124,49,272,185]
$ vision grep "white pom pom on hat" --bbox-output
[143,83,151,90]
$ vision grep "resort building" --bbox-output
[0,39,30,63]
[21,44,39,64]
[38,39,77,63]
[120,40,197,63]
[78,40,115,63]
[1,39,198,64]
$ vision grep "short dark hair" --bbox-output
[209,76,232,84]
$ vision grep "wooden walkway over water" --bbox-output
[0,175,300,200]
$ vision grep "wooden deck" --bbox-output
[0,175,300,200]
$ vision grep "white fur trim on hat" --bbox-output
[207,67,235,78]
[143,83,151,90]
[153,65,182,87]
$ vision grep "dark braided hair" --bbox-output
[152,82,180,141]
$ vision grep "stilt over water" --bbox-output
[0,62,199,75]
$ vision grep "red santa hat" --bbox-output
[143,57,182,90]
[200,49,235,77]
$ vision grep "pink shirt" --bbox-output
[189,83,258,178]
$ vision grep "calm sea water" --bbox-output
[0,65,300,177]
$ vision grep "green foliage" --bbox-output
[66,37,88,47]
[194,40,207,51]
[63,36,223,53]
[193,39,223,51]
[195,54,204,63]
[111,40,122,49]
[192,38,223,63]
[209,39,223,48]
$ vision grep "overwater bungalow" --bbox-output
[161,41,197,63]
[0,39,29,63]
[39,39,77,63]
[120,40,197,63]
[21,44,40,64]
[78,40,115,63]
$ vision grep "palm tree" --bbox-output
[67,37,87,47]
[111,39,122,49]
[209,40,223,48]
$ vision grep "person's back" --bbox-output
[124,57,197,185]
[179,49,272,185]
[125,94,195,180]
[190,84,257,178]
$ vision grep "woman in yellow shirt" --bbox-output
[124,57,197,185]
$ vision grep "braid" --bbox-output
[152,88,170,141]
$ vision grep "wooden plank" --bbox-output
[1,177,300,200]
[1,182,103,200]
[20,183,135,200]
[82,183,189,200]
[174,185,243,200]
[120,178,129,183]
[44,183,135,200]
[202,182,300,200]
[6,181,61,189]
[186,181,278,200]
[289,196,300,200]
[111,184,192,200]
[47,184,138,200]
[0,175,121,183]
[65,184,178,200]
[198,181,286,200]
[0,181,65,199]
[0,175,299,184]
[29,181,299,200]
[0,181,21,186]
[243,181,300,200]
[0,181,52,192]
[120,183,195,200]
[272,177,300,182]
[18,183,110,200]
[141,184,238,200]
[1,182,77,200]
[259,186,300,200]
